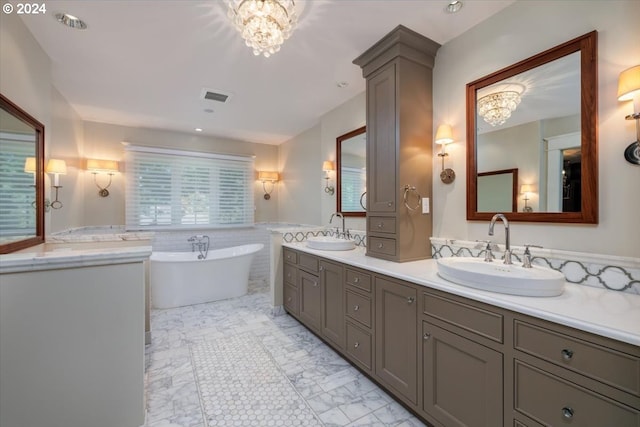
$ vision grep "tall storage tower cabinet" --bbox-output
[353,25,440,262]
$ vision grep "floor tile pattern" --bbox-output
[145,282,426,427]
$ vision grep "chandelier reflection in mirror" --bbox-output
[477,90,522,127]
[227,0,297,57]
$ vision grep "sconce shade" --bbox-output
[520,184,534,194]
[46,159,67,175]
[435,124,454,144]
[24,157,36,173]
[617,65,640,102]
[86,158,119,172]
[258,171,279,182]
[322,161,334,172]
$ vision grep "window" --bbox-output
[124,145,254,230]
[0,132,37,242]
[340,166,366,212]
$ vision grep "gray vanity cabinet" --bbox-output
[353,25,439,263]
[375,276,418,404]
[320,259,345,350]
[298,253,321,332]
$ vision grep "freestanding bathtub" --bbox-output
[149,243,264,309]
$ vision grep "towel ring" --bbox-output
[359,191,367,211]
[402,185,421,211]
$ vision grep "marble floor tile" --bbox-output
[144,284,426,427]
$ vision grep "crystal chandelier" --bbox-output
[477,91,522,127]
[227,0,297,58]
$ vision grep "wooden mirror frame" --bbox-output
[466,31,598,223]
[0,93,45,254]
[336,126,366,217]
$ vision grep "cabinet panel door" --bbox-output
[320,260,344,349]
[422,321,503,427]
[299,270,321,331]
[375,277,418,404]
[367,64,397,213]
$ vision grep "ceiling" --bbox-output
[21,0,515,145]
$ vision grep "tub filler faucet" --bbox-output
[188,235,210,259]
[488,213,512,265]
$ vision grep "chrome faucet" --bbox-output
[329,212,347,239]
[488,213,512,265]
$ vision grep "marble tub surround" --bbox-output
[431,237,640,294]
[145,284,424,427]
[283,242,640,347]
[49,225,154,242]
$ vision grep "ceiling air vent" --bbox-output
[201,89,232,104]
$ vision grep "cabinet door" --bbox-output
[320,260,344,350]
[367,64,397,213]
[299,270,321,331]
[375,277,418,404]
[422,321,503,427]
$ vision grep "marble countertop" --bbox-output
[0,243,152,274]
[283,242,640,347]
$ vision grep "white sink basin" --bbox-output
[436,257,565,297]
[306,236,356,251]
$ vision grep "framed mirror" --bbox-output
[0,93,45,253]
[337,126,366,217]
[466,31,597,223]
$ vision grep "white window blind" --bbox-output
[340,166,366,212]
[124,145,254,230]
[0,132,37,241]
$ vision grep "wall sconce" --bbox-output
[258,171,279,200]
[435,124,455,184]
[618,65,640,165]
[322,160,335,195]
[46,159,67,209]
[86,159,119,197]
[520,184,534,212]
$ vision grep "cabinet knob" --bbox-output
[377,222,384,228]
[387,201,393,207]
[377,243,384,249]
[423,333,431,340]
[353,305,360,312]
[319,266,324,271]
[353,277,360,283]
[313,281,318,287]
[561,349,574,361]
[354,342,360,348]
[287,273,291,279]
[287,297,292,302]
[286,255,291,260]
[407,296,415,304]
[562,407,574,419]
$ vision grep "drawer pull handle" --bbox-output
[562,407,574,419]
[354,305,360,311]
[561,349,574,361]
[423,333,431,340]
[377,243,384,249]
[377,222,384,228]
[353,277,360,283]
[319,266,324,271]
[407,296,415,304]
[354,342,360,348]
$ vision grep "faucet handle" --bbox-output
[522,244,543,268]
[483,241,495,262]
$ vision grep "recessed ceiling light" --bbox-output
[55,13,87,29]
[195,128,203,132]
[336,81,349,88]
[445,1,463,14]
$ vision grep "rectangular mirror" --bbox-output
[466,31,597,223]
[337,126,366,216]
[0,93,45,253]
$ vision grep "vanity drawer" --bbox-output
[368,236,396,257]
[284,263,297,286]
[514,360,640,426]
[346,322,373,371]
[345,268,372,293]
[298,253,319,273]
[422,291,503,343]
[346,289,372,329]
[283,283,299,316]
[283,249,298,264]
[514,320,640,396]
[368,216,396,234]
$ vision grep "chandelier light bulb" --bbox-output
[228,0,297,58]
